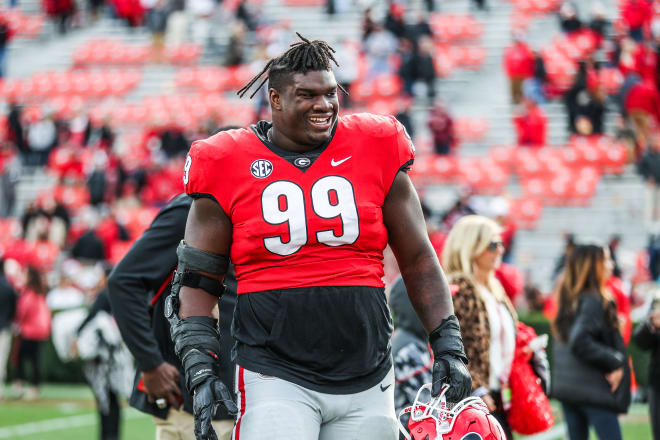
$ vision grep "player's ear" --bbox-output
[269,88,282,111]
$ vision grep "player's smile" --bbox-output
[307,113,334,132]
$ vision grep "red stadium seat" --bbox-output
[511,197,543,230]
[428,155,458,182]
[455,117,489,142]
[489,146,517,171]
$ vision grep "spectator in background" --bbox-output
[164,0,185,46]
[71,209,106,262]
[390,276,432,416]
[441,215,517,439]
[522,52,548,105]
[12,266,51,400]
[145,0,169,62]
[364,24,397,76]
[0,142,19,217]
[632,291,660,440]
[637,141,660,230]
[559,2,582,34]
[471,0,487,12]
[46,260,86,311]
[26,111,58,167]
[504,33,535,105]
[361,7,376,41]
[384,2,406,39]
[87,0,104,21]
[7,103,26,156]
[552,243,628,440]
[405,12,433,49]
[624,78,660,151]
[415,36,438,101]
[68,108,92,147]
[0,260,17,400]
[0,13,14,79]
[398,38,417,97]
[621,0,652,42]
[513,97,547,146]
[589,2,609,44]
[334,38,359,108]
[553,233,576,284]
[395,96,415,139]
[75,287,134,440]
[187,0,214,47]
[43,0,75,34]
[428,101,455,155]
[235,0,257,32]
[565,61,606,135]
[225,21,247,67]
[441,188,475,232]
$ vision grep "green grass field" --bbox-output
[0,384,653,439]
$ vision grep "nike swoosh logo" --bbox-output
[331,156,352,166]
[380,383,392,392]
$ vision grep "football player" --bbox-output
[166,33,471,440]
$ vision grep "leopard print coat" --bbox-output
[447,272,517,393]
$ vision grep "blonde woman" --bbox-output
[442,215,517,439]
[552,244,628,440]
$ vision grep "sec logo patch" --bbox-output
[251,159,273,178]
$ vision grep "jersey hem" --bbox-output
[235,353,393,395]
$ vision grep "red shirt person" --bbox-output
[514,99,547,147]
[504,37,536,104]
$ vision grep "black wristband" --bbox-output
[428,315,468,364]
[181,272,225,298]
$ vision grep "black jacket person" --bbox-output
[107,194,236,438]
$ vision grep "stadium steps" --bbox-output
[404,0,647,290]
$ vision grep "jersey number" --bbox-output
[261,176,359,256]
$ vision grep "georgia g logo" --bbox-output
[461,434,484,440]
[251,159,273,178]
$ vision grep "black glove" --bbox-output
[167,311,237,440]
[194,377,238,440]
[429,315,472,402]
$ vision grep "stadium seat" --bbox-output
[510,197,543,230]
[454,117,489,142]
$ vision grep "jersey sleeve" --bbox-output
[393,116,415,171]
[184,139,217,201]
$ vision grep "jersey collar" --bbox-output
[250,120,338,172]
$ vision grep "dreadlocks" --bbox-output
[237,32,348,99]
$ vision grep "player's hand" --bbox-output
[193,377,238,440]
[428,315,472,402]
[431,352,472,402]
[143,362,182,409]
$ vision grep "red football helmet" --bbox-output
[398,384,506,440]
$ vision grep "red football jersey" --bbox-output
[184,113,415,294]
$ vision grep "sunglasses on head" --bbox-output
[487,240,504,251]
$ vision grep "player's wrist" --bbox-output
[428,315,468,364]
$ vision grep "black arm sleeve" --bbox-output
[108,198,189,372]
[569,295,626,372]
[77,289,112,334]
